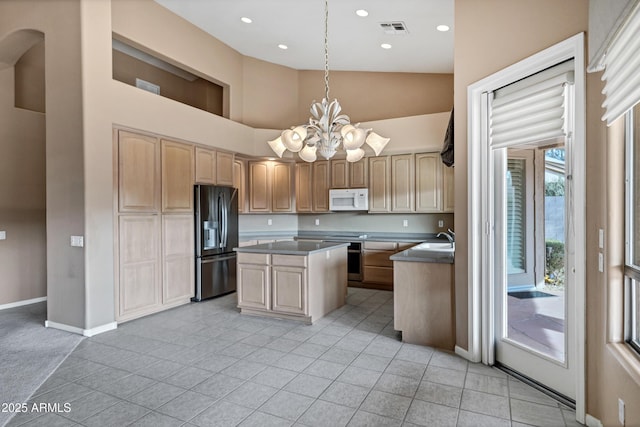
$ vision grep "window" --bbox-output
[626,103,640,353]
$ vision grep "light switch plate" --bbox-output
[267,218,273,226]
[403,219,408,227]
[599,229,604,249]
[315,218,320,226]
[438,220,444,228]
[70,236,84,247]
[598,253,604,273]
[0,231,5,240]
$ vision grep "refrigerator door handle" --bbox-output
[222,192,228,249]
[200,254,236,263]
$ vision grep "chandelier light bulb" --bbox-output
[346,148,365,162]
[298,145,317,162]
[267,137,287,158]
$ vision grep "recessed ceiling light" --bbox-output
[240,17,252,24]
[436,24,450,32]
[278,44,288,50]
[381,43,392,49]
[355,9,368,17]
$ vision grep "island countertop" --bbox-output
[234,240,350,255]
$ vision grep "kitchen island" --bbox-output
[390,241,455,349]
[234,241,349,324]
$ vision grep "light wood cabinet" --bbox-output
[195,148,234,186]
[362,240,397,290]
[236,246,346,323]
[415,152,442,212]
[117,130,160,213]
[330,159,349,189]
[313,161,330,212]
[391,154,415,212]
[238,254,271,311]
[194,147,216,184]
[272,163,294,212]
[248,161,294,213]
[443,164,455,213]
[161,214,195,305]
[161,140,194,213]
[368,157,391,212]
[233,158,246,213]
[296,163,313,213]
[117,215,161,320]
[216,151,234,186]
[248,161,271,212]
[350,159,368,188]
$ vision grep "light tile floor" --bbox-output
[7,288,581,427]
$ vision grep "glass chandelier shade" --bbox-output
[266,0,389,163]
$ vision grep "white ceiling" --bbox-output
[154,0,454,74]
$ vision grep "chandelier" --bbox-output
[267,0,390,163]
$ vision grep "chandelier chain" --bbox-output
[324,0,330,101]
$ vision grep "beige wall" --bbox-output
[0,64,46,305]
[298,71,453,124]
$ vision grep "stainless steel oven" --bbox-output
[347,242,362,281]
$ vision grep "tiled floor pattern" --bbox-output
[7,288,581,427]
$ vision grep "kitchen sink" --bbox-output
[412,242,455,252]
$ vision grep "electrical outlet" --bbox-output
[70,236,84,247]
[0,230,6,240]
[618,398,625,425]
[403,219,408,227]
[438,220,444,228]
[267,218,273,226]
[598,253,604,273]
[315,218,320,226]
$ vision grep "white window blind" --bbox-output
[507,159,526,274]
[601,2,640,125]
[490,61,574,148]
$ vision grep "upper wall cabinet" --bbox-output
[296,163,313,213]
[350,159,368,188]
[312,161,330,212]
[442,164,454,213]
[233,158,246,213]
[391,154,415,213]
[415,152,442,212]
[161,140,194,213]
[330,159,349,189]
[248,161,295,213]
[368,157,391,213]
[117,130,160,213]
[195,147,234,186]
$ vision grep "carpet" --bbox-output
[0,302,84,427]
[508,290,557,299]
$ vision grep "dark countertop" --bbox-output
[390,247,454,264]
[234,240,350,255]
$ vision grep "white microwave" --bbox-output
[329,188,369,211]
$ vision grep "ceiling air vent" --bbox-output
[379,21,409,35]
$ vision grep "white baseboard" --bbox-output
[45,320,117,337]
[455,345,481,363]
[585,414,603,427]
[0,296,47,311]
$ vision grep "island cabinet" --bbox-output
[236,242,347,323]
[393,259,455,350]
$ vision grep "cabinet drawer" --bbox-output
[237,252,270,265]
[272,254,307,268]
[363,250,394,267]
[363,266,394,284]
[363,241,397,251]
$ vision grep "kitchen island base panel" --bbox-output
[393,260,455,350]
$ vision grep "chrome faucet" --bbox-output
[437,229,455,247]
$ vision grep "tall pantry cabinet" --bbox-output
[114,129,195,322]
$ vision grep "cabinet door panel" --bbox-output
[233,159,246,213]
[249,161,271,212]
[391,154,415,212]
[330,159,349,189]
[296,163,313,212]
[162,215,195,304]
[312,161,330,212]
[350,159,368,188]
[368,157,391,212]
[118,131,159,213]
[118,215,161,318]
[195,147,216,184]
[162,140,194,213]
[216,151,234,186]
[363,266,394,285]
[363,250,394,268]
[443,164,455,212]
[416,153,442,212]
[272,266,307,315]
[238,263,270,310]
[272,163,294,212]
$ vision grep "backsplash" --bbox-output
[240,212,453,234]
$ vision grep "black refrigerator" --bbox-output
[194,185,239,301]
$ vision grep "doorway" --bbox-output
[467,34,586,421]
